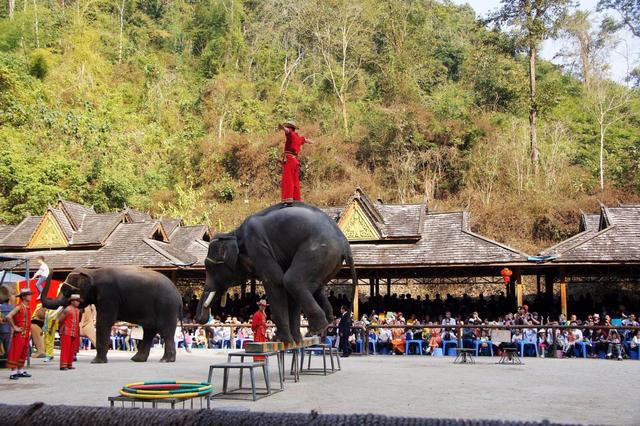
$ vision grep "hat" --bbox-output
[19,288,32,297]
[257,299,269,306]
[69,294,81,301]
[282,120,297,129]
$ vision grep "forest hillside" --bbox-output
[1,0,639,253]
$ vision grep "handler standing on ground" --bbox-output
[59,294,81,370]
[251,299,268,361]
[6,288,33,380]
[278,121,313,206]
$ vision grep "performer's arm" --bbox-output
[58,306,70,324]
[6,306,22,332]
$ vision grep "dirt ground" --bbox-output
[1,348,638,425]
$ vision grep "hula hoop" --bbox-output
[119,380,213,400]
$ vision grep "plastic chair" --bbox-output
[611,318,623,326]
[574,341,589,358]
[368,334,378,354]
[474,340,494,356]
[222,338,231,349]
[355,338,363,353]
[404,340,423,355]
[519,339,538,357]
[432,348,443,357]
[442,339,458,356]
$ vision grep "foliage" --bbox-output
[0,0,638,253]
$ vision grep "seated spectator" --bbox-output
[538,330,550,357]
[478,329,492,356]
[195,327,207,349]
[378,323,392,354]
[427,326,441,355]
[607,330,623,360]
[630,330,640,351]
[391,321,405,354]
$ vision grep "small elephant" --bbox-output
[195,202,357,344]
[41,266,184,363]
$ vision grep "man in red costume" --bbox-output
[251,299,268,360]
[278,121,314,206]
[58,294,81,370]
[6,288,33,380]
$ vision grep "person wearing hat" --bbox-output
[58,294,81,370]
[5,288,33,380]
[251,300,269,360]
[277,121,314,206]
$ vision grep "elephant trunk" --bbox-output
[195,291,212,324]
[40,276,67,309]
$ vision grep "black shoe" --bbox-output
[68,366,76,369]
[281,202,293,207]
[9,374,19,380]
[18,372,31,378]
[60,367,68,371]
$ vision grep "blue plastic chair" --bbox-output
[574,341,589,358]
[519,338,538,357]
[405,340,423,355]
[611,318,623,326]
[474,340,494,356]
[368,334,378,354]
[355,338,363,353]
[442,339,458,356]
[432,347,443,357]
[222,338,231,349]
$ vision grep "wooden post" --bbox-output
[369,278,375,298]
[536,275,541,294]
[545,272,554,306]
[375,278,380,296]
[386,277,391,295]
[250,279,256,296]
[560,282,567,317]
[516,283,524,307]
[240,282,246,299]
[513,268,522,308]
[353,282,359,320]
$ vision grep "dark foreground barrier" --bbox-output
[1,403,581,426]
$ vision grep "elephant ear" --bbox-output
[209,235,239,270]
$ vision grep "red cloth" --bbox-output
[7,303,31,369]
[60,334,78,369]
[281,129,305,202]
[251,309,267,361]
[60,305,80,369]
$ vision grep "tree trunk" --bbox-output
[9,0,15,19]
[528,45,538,167]
[341,98,348,138]
[32,0,39,48]
[599,113,605,192]
[118,0,125,63]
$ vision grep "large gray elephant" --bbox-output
[41,267,184,363]
[195,202,357,344]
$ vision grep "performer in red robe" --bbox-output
[278,121,314,205]
[251,299,269,361]
[59,294,81,370]
[6,288,33,380]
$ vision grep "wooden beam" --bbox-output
[560,282,567,317]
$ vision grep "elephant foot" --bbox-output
[308,318,330,336]
[91,356,108,364]
[291,330,303,344]
[159,356,176,363]
[275,330,294,345]
[131,352,149,362]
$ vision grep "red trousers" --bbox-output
[60,334,78,369]
[281,155,301,202]
[7,333,30,369]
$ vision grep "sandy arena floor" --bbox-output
[1,348,638,425]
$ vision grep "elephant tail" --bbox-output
[179,305,192,354]
[344,247,358,302]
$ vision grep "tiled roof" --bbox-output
[50,208,74,239]
[540,213,601,256]
[541,205,640,263]
[124,207,152,223]
[161,219,182,236]
[350,211,528,267]
[57,200,95,230]
[70,212,123,246]
[0,217,42,248]
[0,225,16,241]
[169,226,210,265]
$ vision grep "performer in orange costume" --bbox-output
[6,288,33,380]
[251,299,268,361]
[58,294,81,370]
[278,121,314,206]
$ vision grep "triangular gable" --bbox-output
[338,201,382,241]
[27,211,69,249]
[150,222,169,242]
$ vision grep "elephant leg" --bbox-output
[263,281,294,344]
[132,328,155,362]
[92,321,112,363]
[314,289,335,325]
[283,273,328,335]
[288,298,303,344]
[159,325,177,363]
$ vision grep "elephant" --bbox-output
[195,202,357,344]
[41,266,184,363]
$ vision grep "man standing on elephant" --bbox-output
[251,299,268,360]
[338,305,353,358]
[277,121,314,206]
[6,288,33,380]
[58,294,81,370]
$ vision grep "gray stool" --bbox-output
[300,344,340,375]
[208,361,268,401]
